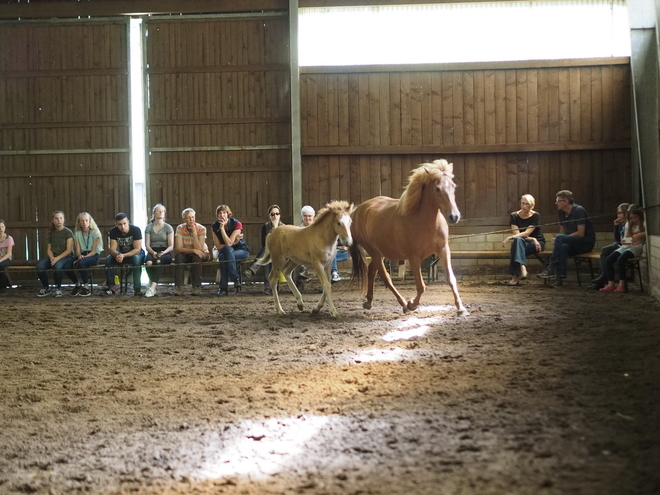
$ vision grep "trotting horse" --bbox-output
[349,159,468,316]
[257,200,353,318]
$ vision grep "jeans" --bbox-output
[175,252,210,287]
[105,252,145,290]
[218,246,248,289]
[593,243,620,282]
[146,252,173,283]
[331,248,351,273]
[605,249,635,282]
[66,254,100,285]
[508,238,544,276]
[0,258,11,288]
[549,234,595,278]
[37,255,76,289]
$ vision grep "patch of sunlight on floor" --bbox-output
[198,415,329,480]
[381,316,443,342]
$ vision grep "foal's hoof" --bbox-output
[457,308,470,317]
[297,303,304,311]
[406,300,419,312]
[363,301,372,310]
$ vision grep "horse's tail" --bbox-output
[256,243,271,266]
[349,240,367,293]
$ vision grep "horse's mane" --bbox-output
[396,159,454,216]
[315,200,352,223]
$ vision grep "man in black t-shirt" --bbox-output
[537,190,595,286]
[102,212,145,296]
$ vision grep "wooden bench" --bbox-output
[573,251,645,291]
[427,251,549,283]
[4,258,256,295]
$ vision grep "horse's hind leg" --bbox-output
[282,260,304,311]
[407,258,426,312]
[368,257,409,312]
[440,247,469,316]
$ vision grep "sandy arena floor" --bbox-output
[1,277,659,495]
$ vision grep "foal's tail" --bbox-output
[349,241,367,292]
[256,244,271,267]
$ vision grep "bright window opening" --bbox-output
[299,1,631,66]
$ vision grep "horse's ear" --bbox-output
[349,203,355,213]
[423,167,430,174]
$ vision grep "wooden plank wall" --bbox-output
[0,20,130,261]
[300,61,632,233]
[145,15,291,253]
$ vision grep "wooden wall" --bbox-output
[300,61,632,233]
[145,15,291,253]
[0,20,130,261]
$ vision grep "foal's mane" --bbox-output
[397,159,454,216]
[315,200,352,224]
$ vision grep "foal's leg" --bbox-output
[440,247,469,316]
[312,261,337,317]
[269,260,287,315]
[368,257,409,312]
[282,260,304,311]
[407,258,426,311]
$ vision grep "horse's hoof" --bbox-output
[363,301,372,310]
[402,306,411,314]
[311,308,320,314]
[297,303,304,311]
[457,309,470,317]
[406,300,419,312]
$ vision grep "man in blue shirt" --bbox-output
[537,190,595,286]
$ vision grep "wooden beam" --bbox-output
[301,58,631,75]
[0,1,288,19]
[301,141,632,156]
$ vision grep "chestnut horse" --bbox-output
[257,200,353,318]
[349,159,468,316]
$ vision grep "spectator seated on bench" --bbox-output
[174,208,210,297]
[500,194,546,286]
[537,190,595,287]
[103,213,145,297]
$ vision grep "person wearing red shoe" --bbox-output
[600,205,646,293]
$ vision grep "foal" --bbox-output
[257,201,353,317]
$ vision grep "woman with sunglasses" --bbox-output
[244,204,285,295]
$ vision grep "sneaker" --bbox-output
[54,289,63,297]
[536,267,555,279]
[243,267,256,278]
[174,286,183,296]
[78,287,91,297]
[217,288,228,296]
[263,288,272,296]
[133,288,142,297]
[191,287,201,296]
[100,286,115,296]
[586,282,603,291]
[70,286,81,296]
[551,277,564,287]
[37,288,51,297]
[331,271,341,282]
[599,285,616,292]
[144,287,156,298]
[613,286,627,293]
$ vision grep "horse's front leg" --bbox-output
[407,258,426,312]
[312,261,337,317]
[283,260,304,311]
[269,264,287,315]
[440,247,469,316]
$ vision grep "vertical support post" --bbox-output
[289,0,302,222]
